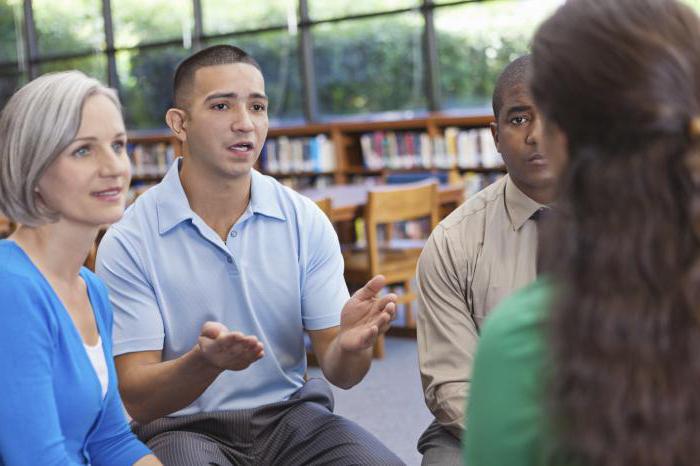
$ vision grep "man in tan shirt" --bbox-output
[416,55,565,465]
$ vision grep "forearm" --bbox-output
[319,337,373,389]
[118,347,222,423]
[428,382,468,437]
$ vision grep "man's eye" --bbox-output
[252,103,267,112]
[511,116,529,125]
[212,103,228,110]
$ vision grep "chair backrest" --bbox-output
[0,217,15,239]
[315,197,333,219]
[365,181,439,275]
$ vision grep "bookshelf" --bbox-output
[126,133,181,202]
[126,113,506,198]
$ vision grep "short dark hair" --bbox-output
[491,55,531,119]
[173,45,262,109]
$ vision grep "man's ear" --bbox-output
[490,121,499,149]
[166,108,188,143]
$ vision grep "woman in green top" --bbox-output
[463,1,700,465]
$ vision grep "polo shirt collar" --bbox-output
[248,169,286,221]
[156,159,194,235]
[504,174,547,231]
[156,161,286,235]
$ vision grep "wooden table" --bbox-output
[300,183,464,222]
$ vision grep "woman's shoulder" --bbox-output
[0,240,45,291]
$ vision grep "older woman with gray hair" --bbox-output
[0,71,161,465]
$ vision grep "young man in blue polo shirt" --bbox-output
[96,45,403,465]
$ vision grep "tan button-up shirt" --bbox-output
[416,174,545,437]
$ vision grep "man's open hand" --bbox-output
[338,275,397,352]
[197,321,264,371]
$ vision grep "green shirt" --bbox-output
[463,278,553,466]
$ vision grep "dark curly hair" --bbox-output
[531,0,700,464]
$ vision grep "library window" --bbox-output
[117,46,189,129]
[32,0,104,57]
[307,0,418,21]
[202,0,290,34]
[0,0,21,64]
[436,0,563,111]
[39,55,107,83]
[112,0,193,48]
[0,69,24,107]
[3,0,700,126]
[313,12,426,118]
[206,30,304,125]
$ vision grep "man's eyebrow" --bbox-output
[506,105,532,114]
[205,92,237,102]
[204,92,268,102]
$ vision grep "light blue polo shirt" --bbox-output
[95,159,349,416]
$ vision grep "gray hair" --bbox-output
[0,71,121,227]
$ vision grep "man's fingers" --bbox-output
[353,275,387,301]
[377,311,394,334]
[200,321,228,339]
[371,310,392,329]
[363,325,379,347]
[374,294,397,312]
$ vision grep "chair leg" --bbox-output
[403,280,415,328]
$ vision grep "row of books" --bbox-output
[359,127,503,170]
[463,172,504,198]
[260,135,336,174]
[126,181,159,205]
[277,174,335,191]
[128,143,176,177]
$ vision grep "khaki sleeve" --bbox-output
[416,225,478,438]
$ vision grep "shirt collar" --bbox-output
[248,169,286,221]
[504,174,548,231]
[156,161,285,235]
[155,159,195,235]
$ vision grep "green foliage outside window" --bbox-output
[3,0,700,126]
[313,14,426,117]
[0,1,21,63]
[32,0,104,56]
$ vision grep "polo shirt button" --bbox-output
[227,257,233,263]
[231,231,238,237]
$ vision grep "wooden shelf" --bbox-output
[268,123,332,138]
[268,171,335,178]
[335,118,431,133]
[458,166,507,173]
[344,166,506,175]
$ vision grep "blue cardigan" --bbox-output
[0,240,151,465]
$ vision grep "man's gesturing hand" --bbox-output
[197,322,264,371]
[338,275,397,352]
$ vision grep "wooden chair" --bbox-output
[305,198,334,368]
[343,181,440,357]
[83,228,108,272]
[315,197,333,219]
[0,217,15,239]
